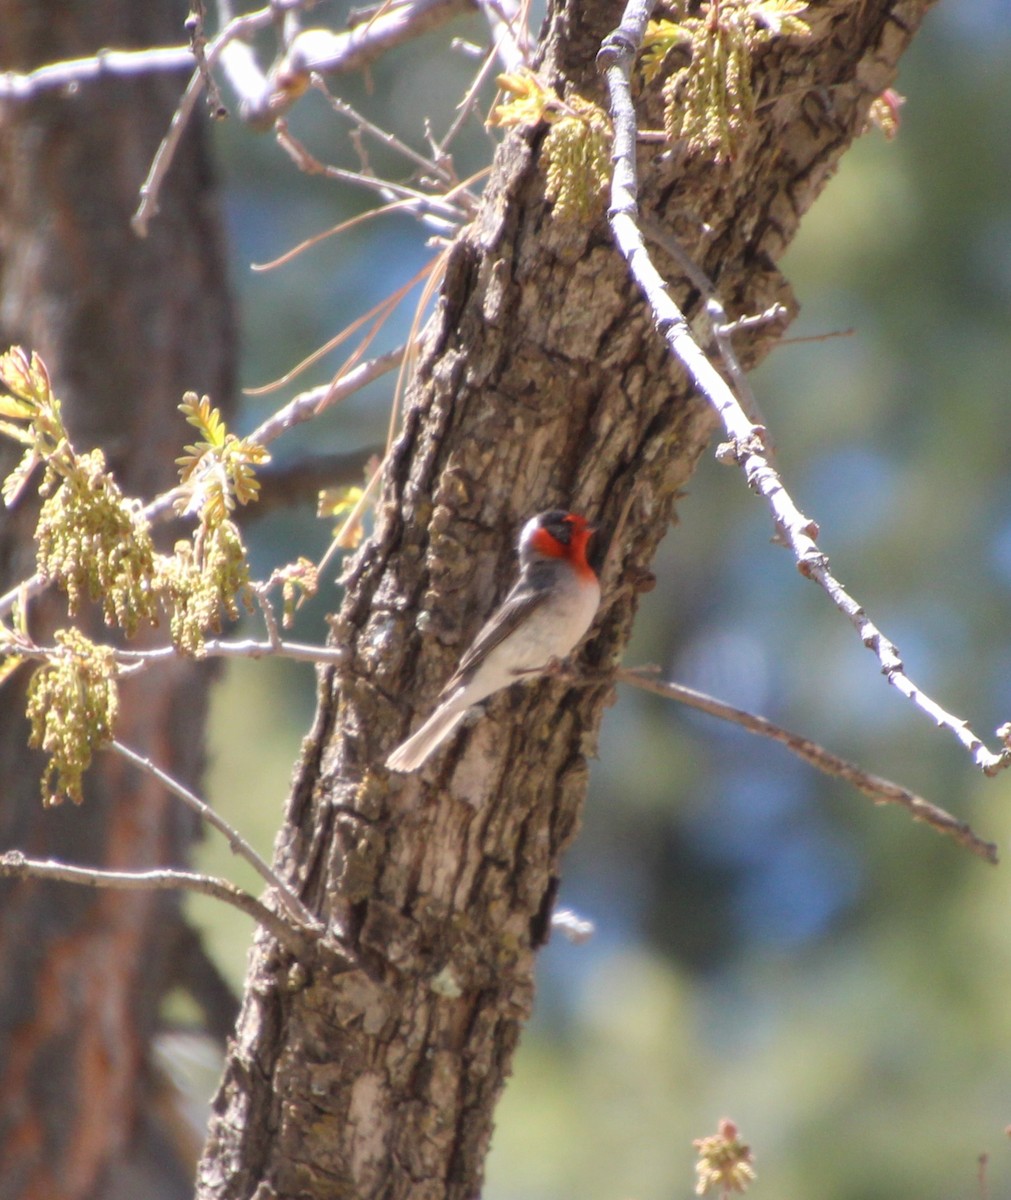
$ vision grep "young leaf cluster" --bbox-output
[0,349,275,802]
[642,0,811,162]
[692,1118,756,1196]
[26,628,118,806]
[158,522,253,656]
[267,558,320,629]
[489,68,612,223]
[176,392,267,521]
[163,392,267,652]
[0,348,158,633]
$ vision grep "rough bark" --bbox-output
[0,2,236,1198]
[197,1,933,1197]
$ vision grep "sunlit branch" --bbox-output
[133,0,476,233]
[0,46,192,101]
[112,638,346,668]
[250,345,407,446]
[243,0,475,125]
[597,2,1011,778]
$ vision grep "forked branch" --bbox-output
[109,739,323,932]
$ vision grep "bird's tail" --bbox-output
[386,700,469,772]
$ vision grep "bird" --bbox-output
[386,509,601,772]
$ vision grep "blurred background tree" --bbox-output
[2,0,1010,1197]
[0,1,235,1196]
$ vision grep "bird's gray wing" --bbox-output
[441,582,550,693]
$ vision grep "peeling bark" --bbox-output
[197,1,935,1197]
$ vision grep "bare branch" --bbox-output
[0,628,344,673]
[3,1,489,234]
[597,6,1011,778]
[617,667,999,865]
[0,46,192,102]
[109,739,324,932]
[0,850,308,954]
[133,0,471,227]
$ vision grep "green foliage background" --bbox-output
[188,4,1011,1196]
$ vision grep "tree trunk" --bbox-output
[0,2,236,1198]
[195,0,931,1195]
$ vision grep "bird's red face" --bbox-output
[527,511,597,580]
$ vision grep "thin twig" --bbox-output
[255,381,381,447]
[112,637,346,668]
[133,5,283,235]
[187,2,227,117]
[434,44,501,159]
[597,6,1011,777]
[252,199,433,271]
[705,295,785,462]
[274,121,470,224]
[313,80,456,188]
[0,850,308,954]
[619,672,998,859]
[778,327,856,346]
[109,739,322,931]
[617,667,998,865]
[244,256,433,396]
[255,587,283,650]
